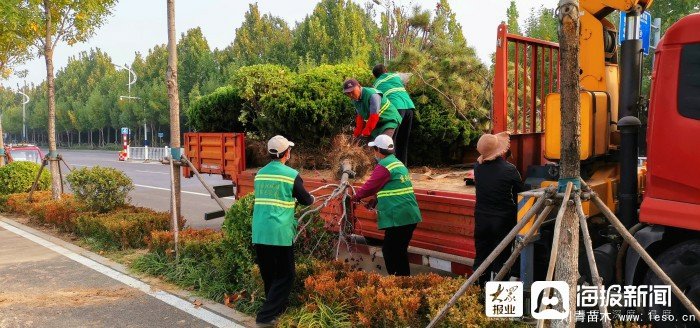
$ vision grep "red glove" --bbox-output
[353,115,365,137]
[361,114,380,137]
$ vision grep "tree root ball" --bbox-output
[327,135,375,180]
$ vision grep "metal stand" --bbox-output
[426,178,700,328]
[27,154,75,201]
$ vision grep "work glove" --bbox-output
[361,114,380,137]
[364,198,378,210]
[353,114,365,138]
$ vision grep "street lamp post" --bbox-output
[373,0,392,66]
[17,89,30,143]
[115,63,147,147]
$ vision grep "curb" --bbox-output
[0,215,257,327]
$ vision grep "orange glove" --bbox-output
[353,114,365,138]
[361,114,380,137]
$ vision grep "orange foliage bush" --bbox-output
[295,261,505,328]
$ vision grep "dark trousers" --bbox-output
[382,223,417,276]
[255,244,295,323]
[474,212,516,285]
[395,109,413,165]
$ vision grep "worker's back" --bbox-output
[474,157,523,217]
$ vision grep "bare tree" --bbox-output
[552,0,581,327]
[166,0,182,231]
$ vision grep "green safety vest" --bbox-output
[252,161,299,246]
[354,87,402,138]
[373,72,415,111]
[376,155,422,229]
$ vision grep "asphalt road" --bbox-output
[54,149,235,230]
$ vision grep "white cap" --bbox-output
[368,134,394,150]
[267,135,295,157]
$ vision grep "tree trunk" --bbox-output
[0,113,5,167]
[44,0,61,200]
[553,1,581,327]
[167,0,181,231]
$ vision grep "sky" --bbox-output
[2,0,557,88]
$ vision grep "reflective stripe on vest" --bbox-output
[385,161,405,172]
[377,186,414,198]
[373,73,399,88]
[378,100,392,116]
[255,174,295,185]
[254,198,296,209]
[383,87,407,96]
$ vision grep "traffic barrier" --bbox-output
[126,146,173,162]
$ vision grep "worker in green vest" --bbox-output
[372,64,416,165]
[252,135,314,326]
[343,78,402,145]
[352,134,422,276]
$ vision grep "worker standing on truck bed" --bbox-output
[372,64,416,165]
[252,135,314,326]
[352,134,422,276]
[343,78,402,145]
[473,132,523,285]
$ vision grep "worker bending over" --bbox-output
[252,135,314,326]
[473,132,524,285]
[352,135,422,276]
[372,64,415,165]
[343,78,402,144]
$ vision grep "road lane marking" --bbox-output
[134,184,235,200]
[135,170,169,175]
[0,221,243,328]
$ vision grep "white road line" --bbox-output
[0,221,243,328]
[73,164,91,167]
[135,170,169,175]
[133,184,234,200]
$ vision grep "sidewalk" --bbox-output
[0,217,254,328]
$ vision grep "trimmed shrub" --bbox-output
[257,64,373,150]
[74,207,172,250]
[0,161,51,195]
[134,228,237,302]
[3,191,53,215]
[66,166,134,213]
[28,195,81,232]
[187,85,246,133]
[294,262,512,328]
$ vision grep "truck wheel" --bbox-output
[643,239,700,328]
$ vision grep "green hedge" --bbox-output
[187,64,372,151]
[0,161,51,195]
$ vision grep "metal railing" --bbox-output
[126,146,175,161]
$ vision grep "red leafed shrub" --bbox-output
[74,207,179,250]
[4,191,53,215]
[28,195,80,232]
[148,228,224,257]
[289,262,503,328]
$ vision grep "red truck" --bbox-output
[3,144,44,165]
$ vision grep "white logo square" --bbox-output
[531,281,570,320]
[485,281,523,317]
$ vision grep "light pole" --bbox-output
[115,63,147,146]
[373,0,392,65]
[17,88,30,143]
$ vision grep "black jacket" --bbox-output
[474,157,524,218]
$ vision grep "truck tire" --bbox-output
[643,239,700,328]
